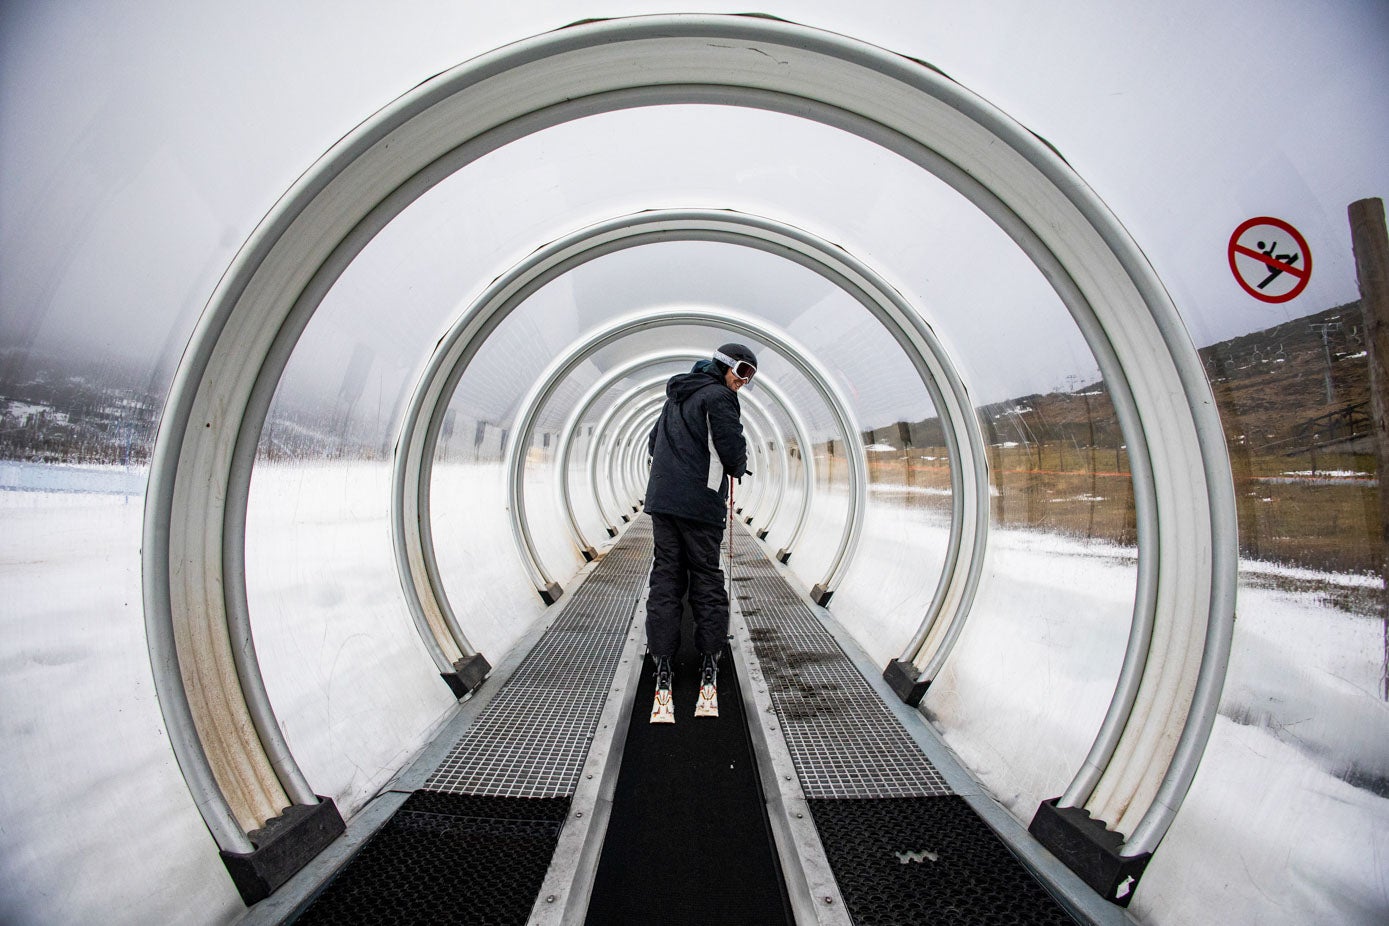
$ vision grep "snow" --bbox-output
[0,481,245,925]
[1240,557,1382,589]
[868,483,952,497]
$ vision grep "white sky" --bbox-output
[2,0,1386,422]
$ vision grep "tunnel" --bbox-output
[2,4,1387,925]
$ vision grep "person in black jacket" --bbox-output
[644,343,757,713]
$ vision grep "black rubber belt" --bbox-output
[584,602,794,925]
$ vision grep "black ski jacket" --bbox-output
[644,362,749,526]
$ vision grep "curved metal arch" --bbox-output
[143,14,1233,860]
[728,409,775,523]
[585,363,816,552]
[580,369,792,543]
[416,206,986,677]
[555,352,804,557]
[498,308,865,602]
[613,410,658,515]
[399,206,975,630]
[739,400,792,535]
[555,362,679,555]
[598,392,667,525]
[587,387,667,534]
[732,413,775,521]
[616,413,655,518]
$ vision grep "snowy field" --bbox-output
[0,477,247,925]
[1,460,1386,924]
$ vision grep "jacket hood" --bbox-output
[666,362,723,403]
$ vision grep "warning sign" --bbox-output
[1228,216,1312,303]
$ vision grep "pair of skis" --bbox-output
[649,658,719,723]
[650,475,734,724]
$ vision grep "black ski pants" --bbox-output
[645,513,729,658]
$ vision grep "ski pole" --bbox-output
[727,474,735,598]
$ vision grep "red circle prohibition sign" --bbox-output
[1227,216,1312,303]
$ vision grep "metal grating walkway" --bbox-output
[730,529,952,800]
[425,520,651,799]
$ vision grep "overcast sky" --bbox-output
[2,1,1386,427]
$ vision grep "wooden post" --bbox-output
[1348,197,1389,700]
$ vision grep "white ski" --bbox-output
[694,680,719,717]
[650,686,675,724]
[695,654,719,717]
[651,656,676,724]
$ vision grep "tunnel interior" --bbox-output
[2,5,1387,926]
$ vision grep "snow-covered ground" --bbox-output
[0,482,247,925]
[1,461,1386,924]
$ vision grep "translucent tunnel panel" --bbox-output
[244,461,458,818]
[428,296,577,638]
[564,361,690,541]
[918,384,1140,822]
[1131,323,1389,918]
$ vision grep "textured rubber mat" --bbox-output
[293,791,570,926]
[809,797,1078,925]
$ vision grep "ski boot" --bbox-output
[694,652,719,718]
[650,655,675,724]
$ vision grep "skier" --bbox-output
[643,343,757,722]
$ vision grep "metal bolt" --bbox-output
[823,897,834,905]
[546,895,556,904]
[575,811,583,818]
[796,812,803,818]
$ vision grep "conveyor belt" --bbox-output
[583,591,793,925]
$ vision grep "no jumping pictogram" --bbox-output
[1228,216,1312,303]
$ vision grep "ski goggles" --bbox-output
[713,350,757,383]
